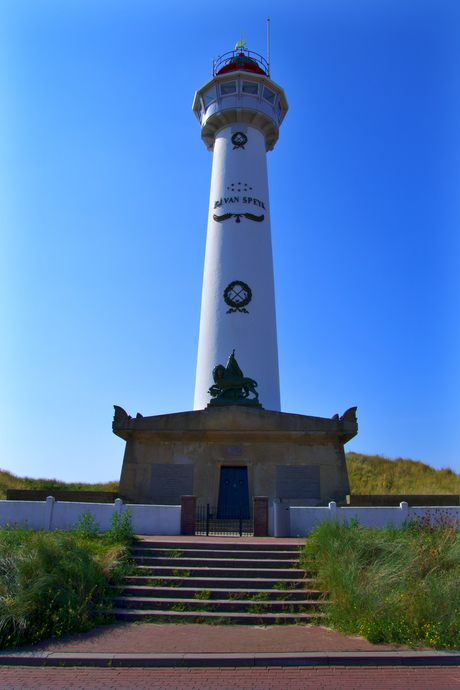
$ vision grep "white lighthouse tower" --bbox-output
[115,41,356,512]
[193,44,288,411]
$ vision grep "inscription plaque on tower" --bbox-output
[150,464,194,497]
[276,465,321,499]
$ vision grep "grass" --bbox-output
[0,468,118,500]
[300,512,460,649]
[163,549,183,559]
[194,589,211,600]
[2,452,459,502]
[0,526,132,650]
[347,452,460,496]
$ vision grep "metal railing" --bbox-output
[213,50,269,77]
[196,503,254,537]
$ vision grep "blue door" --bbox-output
[217,466,250,518]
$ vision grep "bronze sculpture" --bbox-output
[208,350,259,405]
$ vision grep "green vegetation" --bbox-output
[228,591,245,600]
[104,508,136,544]
[300,512,460,649]
[250,591,269,602]
[0,514,134,649]
[0,468,118,500]
[347,452,460,496]
[194,589,211,600]
[2,452,459,502]
[163,549,183,559]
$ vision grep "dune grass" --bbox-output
[0,468,118,500]
[346,452,460,496]
[300,513,460,649]
[0,516,134,650]
[1,453,459,501]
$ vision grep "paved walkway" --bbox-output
[1,666,460,689]
[4,622,423,655]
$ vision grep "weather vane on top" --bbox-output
[235,32,246,50]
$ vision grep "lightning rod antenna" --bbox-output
[267,19,270,77]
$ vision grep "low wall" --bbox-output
[2,499,458,538]
[0,498,181,536]
[6,490,120,503]
[289,502,460,537]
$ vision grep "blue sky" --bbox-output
[0,0,458,482]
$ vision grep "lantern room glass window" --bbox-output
[263,86,276,104]
[220,81,237,95]
[203,86,217,109]
[242,81,258,95]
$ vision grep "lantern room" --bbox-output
[192,48,289,151]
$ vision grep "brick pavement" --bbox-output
[0,665,459,689]
[11,623,412,655]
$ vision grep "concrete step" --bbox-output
[134,541,302,552]
[112,596,326,613]
[131,548,298,560]
[110,608,323,625]
[131,557,299,569]
[116,585,323,600]
[113,540,319,627]
[132,566,308,579]
[122,575,313,589]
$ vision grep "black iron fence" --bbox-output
[196,504,253,537]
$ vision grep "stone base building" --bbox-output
[114,405,357,511]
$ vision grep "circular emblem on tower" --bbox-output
[224,280,252,313]
[231,132,247,149]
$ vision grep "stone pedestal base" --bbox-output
[113,405,357,507]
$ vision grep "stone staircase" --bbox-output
[111,539,326,625]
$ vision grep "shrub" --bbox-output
[104,507,135,544]
[72,510,100,538]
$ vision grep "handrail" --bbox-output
[213,49,269,77]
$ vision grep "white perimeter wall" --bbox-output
[1,499,458,537]
[285,502,460,537]
[0,498,181,536]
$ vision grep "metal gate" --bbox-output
[196,503,254,536]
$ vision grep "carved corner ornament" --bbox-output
[340,407,358,423]
[113,405,132,422]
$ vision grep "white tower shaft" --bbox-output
[194,124,280,410]
[192,52,288,410]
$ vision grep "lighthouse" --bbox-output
[192,45,288,411]
[114,42,356,515]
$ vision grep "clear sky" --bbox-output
[0,0,458,483]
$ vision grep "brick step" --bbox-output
[110,608,323,625]
[112,596,326,613]
[131,548,297,560]
[132,566,308,579]
[131,557,298,569]
[122,575,313,589]
[134,541,301,552]
[116,586,323,600]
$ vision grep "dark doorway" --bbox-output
[217,466,250,518]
